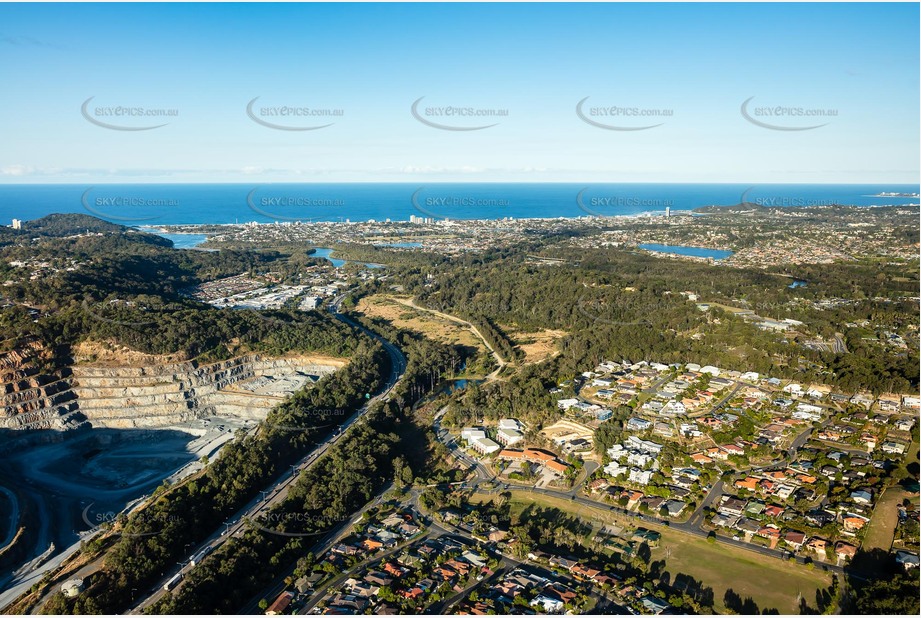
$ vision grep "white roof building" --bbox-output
[630,468,654,485]
[626,435,663,455]
[530,595,564,613]
[882,441,907,455]
[627,417,653,431]
[496,428,524,446]
[660,401,686,416]
[606,444,626,460]
[461,427,487,442]
[470,437,500,455]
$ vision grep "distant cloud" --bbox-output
[0,33,64,49]
[0,164,35,176]
[398,165,485,175]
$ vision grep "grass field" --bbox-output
[473,490,833,615]
[863,486,905,552]
[650,533,832,614]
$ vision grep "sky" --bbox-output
[0,2,918,184]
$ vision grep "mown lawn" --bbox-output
[650,532,833,614]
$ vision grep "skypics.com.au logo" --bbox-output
[246,186,345,221]
[411,97,508,131]
[740,97,837,131]
[81,187,177,222]
[739,186,841,208]
[252,512,352,538]
[260,408,350,435]
[576,97,672,131]
[81,503,183,538]
[576,188,674,218]
[81,97,178,131]
[246,97,344,131]
[80,298,172,330]
[411,187,511,221]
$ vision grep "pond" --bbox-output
[312,247,382,269]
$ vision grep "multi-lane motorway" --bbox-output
[127,299,407,613]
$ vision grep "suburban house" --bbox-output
[265,591,294,616]
[835,542,857,561]
[783,530,807,550]
[806,537,827,554]
[719,496,748,516]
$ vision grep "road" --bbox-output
[126,299,407,614]
[296,525,441,615]
[681,415,830,531]
[430,406,849,580]
[476,482,848,576]
[429,564,511,614]
[432,407,492,483]
[236,484,398,615]
[392,297,506,380]
[295,503,610,616]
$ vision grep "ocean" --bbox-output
[0,183,917,226]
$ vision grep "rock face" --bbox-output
[0,342,79,431]
[1,341,341,431]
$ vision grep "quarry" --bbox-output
[0,339,344,596]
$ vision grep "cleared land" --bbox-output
[501,325,566,363]
[863,486,906,552]
[355,295,484,353]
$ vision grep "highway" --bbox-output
[127,298,407,614]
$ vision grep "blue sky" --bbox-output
[0,2,918,183]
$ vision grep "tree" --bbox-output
[851,573,920,615]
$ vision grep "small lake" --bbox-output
[639,243,733,260]
[312,247,346,267]
[313,247,383,269]
[788,279,807,289]
[440,378,483,394]
[138,228,208,249]
[163,234,208,249]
